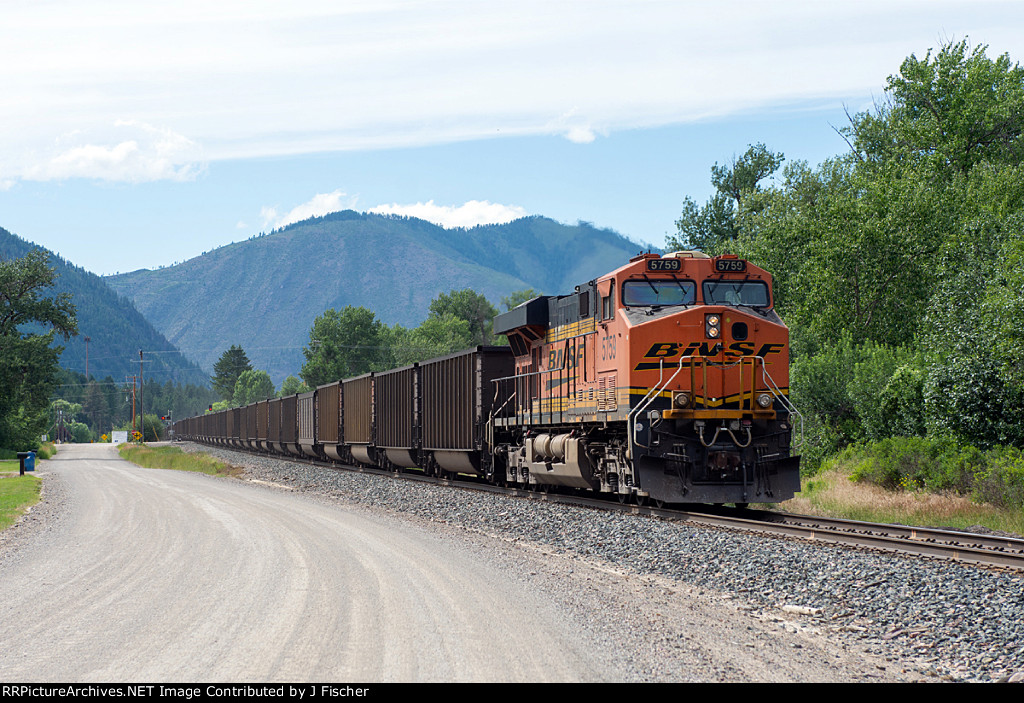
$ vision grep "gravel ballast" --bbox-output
[171,443,1024,684]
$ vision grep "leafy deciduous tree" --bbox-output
[428,289,498,345]
[233,369,276,406]
[299,306,391,388]
[668,143,784,253]
[278,375,309,397]
[0,250,77,450]
[501,288,541,311]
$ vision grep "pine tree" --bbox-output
[212,345,252,401]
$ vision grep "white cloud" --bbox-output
[565,126,597,144]
[368,200,529,229]
[261,189,356,229]
[547,109,602,144]
[22,121,203,183]
[2,2,1023,171]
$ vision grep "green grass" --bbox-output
[0,474,42,531]
[118,444,243,477]
[783,468,1024,537]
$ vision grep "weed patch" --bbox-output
[118,444,243,478]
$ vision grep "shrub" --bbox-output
[972,446,1024,510]
[838,436,1024,509]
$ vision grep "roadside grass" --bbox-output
[118,444,244,478]
[780,468,1024,537]
[0,473,42,531]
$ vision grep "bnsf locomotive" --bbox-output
[176,251,801,506]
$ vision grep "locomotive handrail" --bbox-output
[629,355,688,452]
[491,331,594,424]
[490,389,517,420]
[757,359,805,450]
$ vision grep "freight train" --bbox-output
[174,251,802,506]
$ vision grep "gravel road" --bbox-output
[3,443,1021,682]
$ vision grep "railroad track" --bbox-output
[479,482,1024,572]
[187,440,1024,573]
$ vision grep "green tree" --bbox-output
[212,345,252,401]
[232,369,276,405]
[278,375,309,397]
[68,421,93,444]
[500,288,540,311]
[82,380,111,437]
[668,143,784,253]
[299,306,391,388]
[741,157,951,348]
[50,398,85,443]
[392,313,475,366]
[116,413,163,442]
[0,250,77,450]
[428,289,498,345]
[846,40,1024,174]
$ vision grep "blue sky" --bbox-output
[3,1,1024,276]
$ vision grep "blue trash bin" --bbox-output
[16,451,34,474]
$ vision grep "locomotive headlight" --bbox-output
[756,393,773,409]
[705,314,721,339]
[673,391,691,408]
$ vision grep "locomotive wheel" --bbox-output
[616,492,628,504]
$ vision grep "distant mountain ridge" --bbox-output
[0,227,208,385]
[107,212,652,384]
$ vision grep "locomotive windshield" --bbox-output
[702,280,770,307]
[622,278,696,307]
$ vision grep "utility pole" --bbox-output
[84,336,91,380]
[126,375,137,435]
[139,350,144,442]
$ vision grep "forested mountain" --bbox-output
[107,213,648,383]
[0,227,208,386]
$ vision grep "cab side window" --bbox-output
[601,285,615,320]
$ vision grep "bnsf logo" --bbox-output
[642,342,786,358]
